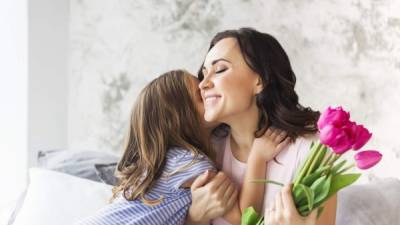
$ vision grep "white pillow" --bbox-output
[13,168,113,225]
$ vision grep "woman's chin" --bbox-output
[204,112,218,124]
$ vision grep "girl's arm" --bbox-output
[222,153,267,224]
[240,153,267,213]
[223,128,291,225]
[185,171,239,225]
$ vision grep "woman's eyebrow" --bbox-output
[202,58,232,70]
[211,58,231,65]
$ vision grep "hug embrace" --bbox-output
[76,28,337,225]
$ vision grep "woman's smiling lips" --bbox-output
[203,93,221,107]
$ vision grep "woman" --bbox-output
[186,28,336,225]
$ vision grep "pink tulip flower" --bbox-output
[354,150,382,170]
[317,106,350,130]
[351,124,372,150]
[319,124,353,154]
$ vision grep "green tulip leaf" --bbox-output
[293,184,306,203]
[241,207,261,225]
[311,175,332,205]
[327,173,361,198]
[299,173,354,215]
[255,217,264,225]
[293,184,315,211]
[301,165,330,186]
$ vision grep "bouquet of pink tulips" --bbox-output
[242,106,383,225]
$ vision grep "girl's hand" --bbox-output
[265,185,318,225]
[187,171,238,224]
[251,127,290,162]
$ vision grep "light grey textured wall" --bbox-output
[29,0,69,167]
[69,0,400,181]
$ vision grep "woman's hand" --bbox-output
[186,171,238,225]
[251,127,290,162]
[264,185,318,225]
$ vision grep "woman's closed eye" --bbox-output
[215,67,228,74]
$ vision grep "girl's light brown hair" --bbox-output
[112,70,214,204]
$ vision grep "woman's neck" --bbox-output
[226,104,261,156]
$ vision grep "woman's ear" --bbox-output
[254,76,264,94]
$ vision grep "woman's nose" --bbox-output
[199,77,213,90]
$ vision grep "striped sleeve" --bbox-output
[165,148,216,190]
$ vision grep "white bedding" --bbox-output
[6,168,400,225]
[336,178,400,225]
[12,168,112,225]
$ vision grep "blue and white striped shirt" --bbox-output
[76,148,216,225]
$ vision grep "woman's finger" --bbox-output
[305,209,318,223]
[222,180,236,202]
[275,130,287,142]
[275,191,284,213]
[269,128,279,140]
[274,194,284,222]
[281,184,298,214]
[264,127,273,137]
[217,176,231,198]
[191,170,211,191]
[209,172,228,190]
[266,208,275,225]
[276,137,290,150]
[225,186,239,211]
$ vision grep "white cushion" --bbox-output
[13,168,112,225]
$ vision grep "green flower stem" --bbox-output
[322,151,334,166]
[305,143,325,177]
[330,153,341,165]
[337,163,355,174]
[251,179,284,186]
[294,141,320,186]
[324,151,340,166]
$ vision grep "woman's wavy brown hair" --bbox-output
[198,28,320,140]
[112,70,214,204]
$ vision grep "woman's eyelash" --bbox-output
[216,68,227,73]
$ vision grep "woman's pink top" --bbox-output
[212,134,316,225]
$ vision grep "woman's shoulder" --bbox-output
[291,132,318,146]
[298,132,319,142]
[292,133,319,166]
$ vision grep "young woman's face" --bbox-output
[199,38,262,123]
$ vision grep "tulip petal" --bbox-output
[352,124,372,150]
[354,150,382,170]
[320,125,352,154]
[317,106,350,130]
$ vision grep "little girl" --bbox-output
[76,70,288,225]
